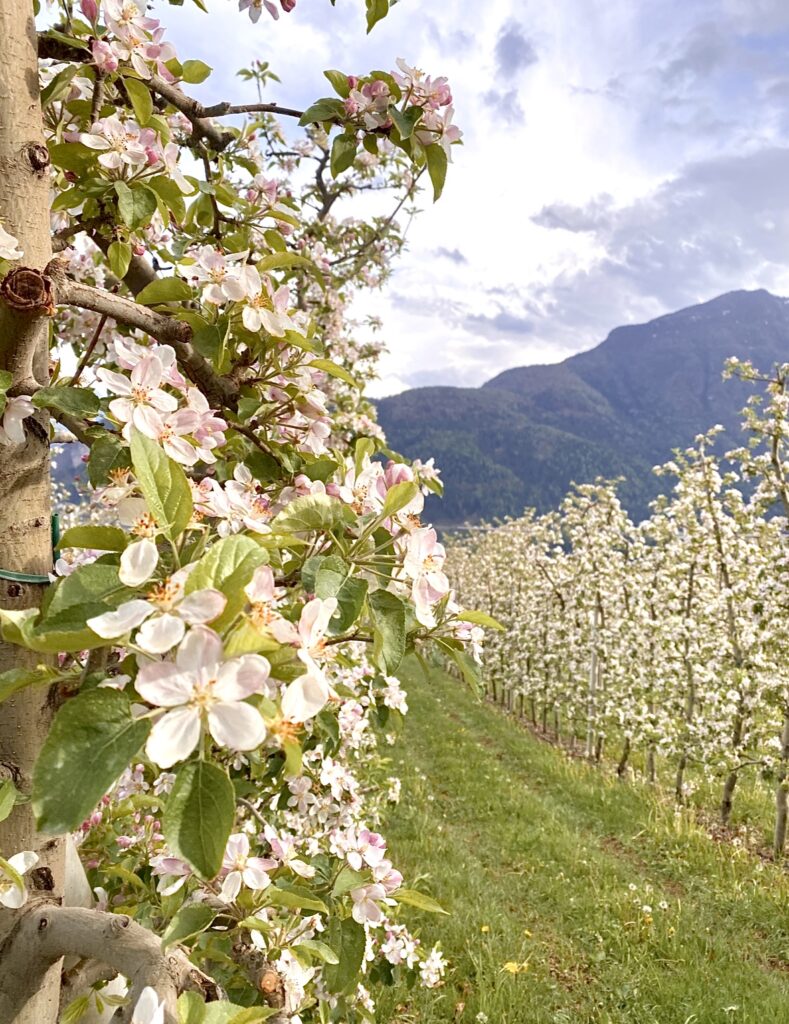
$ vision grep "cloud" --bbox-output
[465,311,535,339]
[434,247,468,264]
[494,21,538,78]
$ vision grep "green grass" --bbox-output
[376,659,789,1024]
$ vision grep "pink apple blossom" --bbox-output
[98,354,178,438]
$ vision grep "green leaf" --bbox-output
[41,64,81,107]
[456,609,505,631]
[135,276,193,305]
[369,590,406,674]
[324,70,351,98]
[256,252,326,289]
[32,689,150,834]
[185,535,268,631]
[394,888,449,915]
[35,563,134,652]
[33,386,99,419]
[298,97,345,126]
[330,132,357,177]
[181,59,212,84]
[108,240,132,279]
[381,481,419,519]
[315,557,368,635]
[0,665,58,705]
[425,143,448,202]
[48,141,96,173]
[130,429,193,540]
[389,104,422,141]
[123,75,154,125]
[438,639,482,697]
[323,917,366,994]
[115,181,158,229]
[308,358,360,389]
[273,494,353,534]
[58,525,128,552]
[265,883,328,915]
[88,434,130,488]
[148,174,190,223]
[354,437,375,477]
[295,938,339,964]
[365,0,389,31]
[162,902,217,948]
[0,780,19,823]
[331,864,367,898]
[163,761,234,879]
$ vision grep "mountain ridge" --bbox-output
[377,289,789,525]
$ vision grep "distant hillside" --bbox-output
[377,289,789,525]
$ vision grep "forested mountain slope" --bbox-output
[378,289,789,524]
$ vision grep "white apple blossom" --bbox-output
[219,833,276,902]
[0,396,35,447]
[0,851,38,909]
[131,986,165,1024]
[135,626,270,767]
[89,570,226,654]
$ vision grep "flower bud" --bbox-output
[80,0,98,21]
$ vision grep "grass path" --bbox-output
[376,659,789,1024]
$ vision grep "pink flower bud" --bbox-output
[280,0,296,10]
[80,0,98,20]
[133,244,146,256]
[347,75,359,90]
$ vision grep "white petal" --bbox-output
[281,674,329,722]
[219,871,242,903]
[0,883,26,909]
[137,613,185,654]
[176,625,222,675]
[146,707,201,768]
[131,985,165,1024]
[135,662,195,707]
[242,863,272,890]
[120,539,158,587]
[208,701,266,751]
[178,589,226,624]
[8,851,37,875]
[214,655,270,701]
[88,600,153,638]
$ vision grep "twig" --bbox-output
[69,310,109,385]
[237,796,267,829]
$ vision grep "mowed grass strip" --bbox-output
[376,659,789,1024]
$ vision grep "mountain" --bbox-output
[376,289,789,526]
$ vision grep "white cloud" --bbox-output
[155,0,789,396]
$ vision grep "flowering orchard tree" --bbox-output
[0,2,481,1022]
[448,368,789,861]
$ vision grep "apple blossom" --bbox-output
[0,851,38,909]
[135,626,270,767]
[88,571,226,653]
[0,396,34,447]
[131,986,165,1024]
[98,355,178,438]
[219,833,277,902]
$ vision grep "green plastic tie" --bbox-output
[0,514,60,585]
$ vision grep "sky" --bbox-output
[156,0,789,395]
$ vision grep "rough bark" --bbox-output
[0,3,64,1021]
[0,904,221,1024]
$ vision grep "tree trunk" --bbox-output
[720,710,744,825]
[646,746,656,785]
[0,4,63,1021]
[616,737,631,779]
[773,707,789,859]
[674,754,687,803]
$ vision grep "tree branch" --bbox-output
[0,903,221,1024]
[147,75,234,152]
[46,260,238,409]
